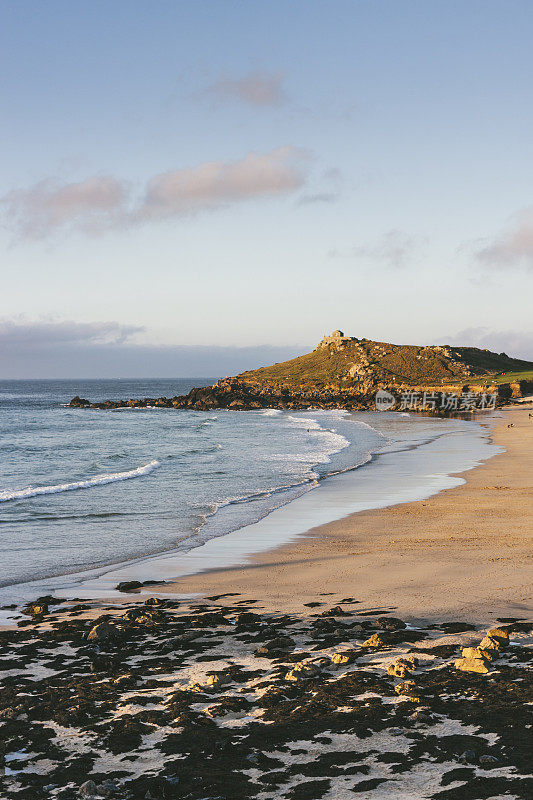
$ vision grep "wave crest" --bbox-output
[0,460,160,503]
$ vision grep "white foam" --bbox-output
[0,460,160,503]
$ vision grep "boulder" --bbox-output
[78,780,97,797]
[235,611,261,626]
[24,602,48,617]
[377,616,406,631]
[479,635,501,652]
[362,633,387,648]
[255,636,295,656]
[394,680,418,697]
[486,627,509,646]
[454,657,490,674]
[285,661,322,681]
[461,647,495,662]
[331,650,357,667]
[203,672,232,691]
[112,673,137,689]
[86,620,118,642]
[320,605,348,617]
[387,663,411,679]
[479,754,499,766]
[115,580,143,592]
[96,780,118,798]
[70,396,90,407]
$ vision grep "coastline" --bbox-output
[2,407,531,797]
[164,406,532,625]
[0,408,497,612]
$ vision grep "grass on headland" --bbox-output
[467,369,533,386]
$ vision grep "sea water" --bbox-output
[0,379,501,605]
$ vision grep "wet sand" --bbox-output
[167,407,533,625]
[2,407,532,798]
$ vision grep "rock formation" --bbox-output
[68,331,533,413]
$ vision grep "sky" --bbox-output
[1,0,533,377]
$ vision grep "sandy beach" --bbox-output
[167,407,533,625]
[2,407,531,798]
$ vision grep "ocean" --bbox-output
[0,379,502,606]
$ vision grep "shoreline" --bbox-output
[1,406,529,627]
[0,409,497,613]
[2,407,532,797]
[163,406,532,625]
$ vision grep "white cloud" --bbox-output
[136,146,308,221]
[206,71,285,106]
[476,208,533,270]
[1,176,126,239]
[1,147,308,239]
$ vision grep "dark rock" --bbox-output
[78,780,97,797]
[86,619,119,641]
[479,754,500,767]
[320,605,348,617]
[458,749,477,764]
[235,611,261,626]
[377,616,406,630]
[69,395,90,407]
[115,581,143,592]
[440,621,477,633]
[23,601,48,616]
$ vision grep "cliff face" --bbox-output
[68,331,533,412]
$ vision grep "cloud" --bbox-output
[296,166,342,206]
[475,208,533,270]
[346,230,419,269]
[1,176,126,239]
[135,146,307,221]
[1,147,308,239]
[0,318,307,378]
[297,192,338,206]
[0,319,143,350]
[444,327,533,361]
[206,71,285,106]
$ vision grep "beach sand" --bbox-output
[3,407,532,798]
[166,407,533,625]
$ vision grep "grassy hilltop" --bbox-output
[69,330,533,412]
[237,331,533,389]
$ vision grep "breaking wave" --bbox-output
[0,460,160,503]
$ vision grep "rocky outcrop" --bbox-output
[67,379,513,413]
[454,626,510,673]
[67,331,533,413]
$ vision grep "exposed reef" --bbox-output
[1,595,531,798]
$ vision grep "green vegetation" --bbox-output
[467,369,533,386]
[238,335,533,388]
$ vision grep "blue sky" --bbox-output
[1,0,533,376]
